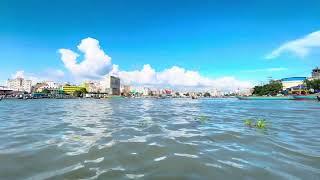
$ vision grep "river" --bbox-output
[0,98,319,179]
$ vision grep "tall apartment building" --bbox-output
[7,78,32,93]
[101,76,120,95]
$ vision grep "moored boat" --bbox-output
[292,95,318,100]
[236,96,294,100]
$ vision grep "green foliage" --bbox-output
[256,119,266,129]
[72,90,83,97]
[304,79,320,90]
[41,89,50,94]
[204,92,211,97]
[72,88,87,97]
[195,115,209,123]
[79,87,88,94]
[244,118,267,129]
[253,81,283,96]
[244,119,253,126]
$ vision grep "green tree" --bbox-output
[73,90,83,97]
[72,88,87,97]
[204,92,211,97]
[41,89,50,94]
[253,81,283,96]
[304,79,320,90]
[79,87,88,94]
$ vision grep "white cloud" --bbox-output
[266,31,320,59]
[12,70,25,79]
[59,37,252,91]
[110,64,252,91]
[11,70,39,84]
[59,37,112,79]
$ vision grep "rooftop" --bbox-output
[281,77,307,82]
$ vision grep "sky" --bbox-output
[1,0,320,90]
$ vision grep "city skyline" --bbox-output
[1,0,320,90]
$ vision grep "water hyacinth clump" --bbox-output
[244,119,253,127]
[244,118,267,129]
[256,119,267,129]
[195,115,209,123]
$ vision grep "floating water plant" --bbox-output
[256,119,266,129]
[244,119,253,127]
[195,115,209,123]
[244,118,267,129]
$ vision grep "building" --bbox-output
[281,77,306,90]
[101,76,120,95]
[121,85,131,96]
[46,81,60,89]
[62,85,84,95]
[311,67,320,79]
[0,86,13,95]
[7,78,32,93]
[82,81,101,93]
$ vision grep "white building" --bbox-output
[46,81,60,89]
[100,76,120,95]
[7,78,32,93]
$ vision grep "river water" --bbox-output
[0,98,319,179]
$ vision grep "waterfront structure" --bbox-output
[101,76,120,95]
[7,77,32,93]
[62,85,84,95]
[281,77,306,90]
[0,86,13,95]
[311,67,320,80]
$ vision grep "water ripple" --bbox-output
[0,98,319,179]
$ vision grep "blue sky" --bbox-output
[1,0,320,88]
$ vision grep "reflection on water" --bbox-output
[0,98,320,179]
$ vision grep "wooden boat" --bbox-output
[292,95,318,100]
[236,96,294,100]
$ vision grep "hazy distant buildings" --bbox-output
[7,77,32,93]
[82,81,101,93]
[121,85,131,96]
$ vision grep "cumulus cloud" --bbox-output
[266,31,320,59]
[110,64,252,91]
[59,37,252,91]
[11,70,39,84]
[59,37,112,79]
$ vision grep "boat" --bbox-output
[292,95,318,100]
[236,96,294,100]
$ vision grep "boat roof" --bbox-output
[281,77,307,81]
